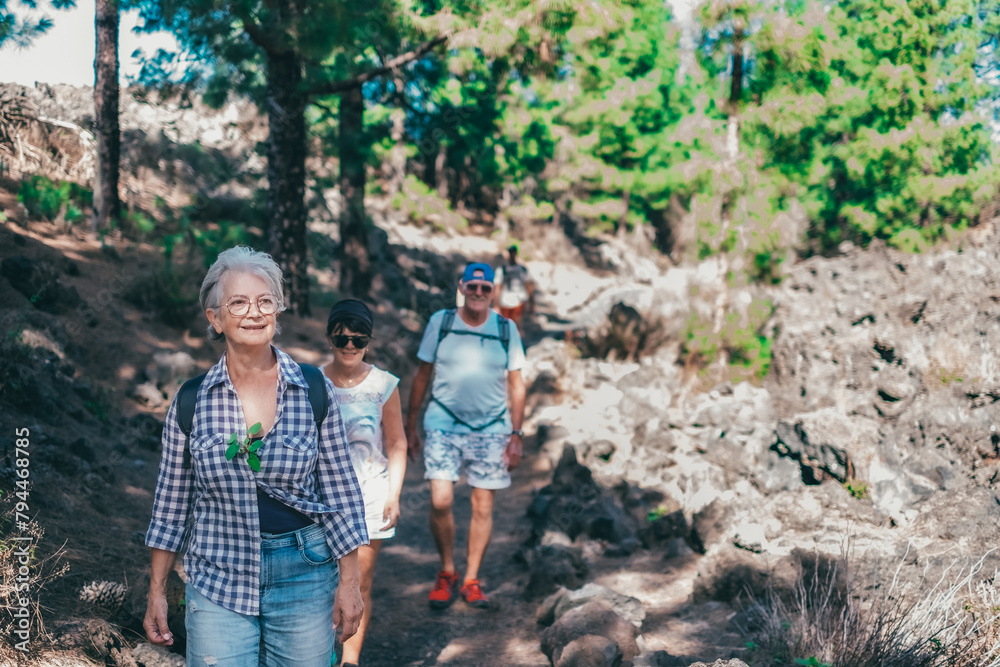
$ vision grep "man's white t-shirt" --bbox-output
[417,309,526,434]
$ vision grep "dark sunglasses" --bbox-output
[464,282,494,294]
[330,334,371,349]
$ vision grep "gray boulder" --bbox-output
[773,409,881,484]
[538,584,645,629]
[632,652,692,667]
[555,634,622,667]
[766,237,1000,527]
[691,546,802,604]
[526,544,590,599]
[146,350,198,391]
[540,599,640,664]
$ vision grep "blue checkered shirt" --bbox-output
[145,347,369,616]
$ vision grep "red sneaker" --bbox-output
[459,579,490,609]
[428,570,460,609]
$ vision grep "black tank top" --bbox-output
[252,437,316,533]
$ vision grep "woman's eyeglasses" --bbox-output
[330,334,371,349]
[464,282,494,294]
[225,295,280,317]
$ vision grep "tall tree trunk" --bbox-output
[726,20,744,162]
[385,75,407,198]
[265,49,310,315]
[729,22,744,109]
[338,84,370,296]
[435,142,448,201]
[92,0,120,233]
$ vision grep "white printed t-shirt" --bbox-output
[417,309,526,434]
[322,365,399,483]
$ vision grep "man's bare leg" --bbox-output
[464,487,496,582]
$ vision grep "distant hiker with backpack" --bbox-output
[405,262,527,610]
[320,299,407,667]
[494,244,535,335]
[143,246,368,667]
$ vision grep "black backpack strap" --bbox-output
[176,372,206,470]
[430,396,507,432]
[436,308,511,358]
[496,312,510,356]
[297,362,328,428]
[435,308,457,358]
[177,372,207,438]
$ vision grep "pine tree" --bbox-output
[0,0,75,48]
[130,0,452,313]
[739,0,1000,252]
[538,0,698,249]
[93,0,121,233]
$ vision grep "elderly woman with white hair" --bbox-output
[143,246,368,667]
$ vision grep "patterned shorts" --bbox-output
[423,430,512,490]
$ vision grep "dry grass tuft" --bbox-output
[0,493,69,666]
[734,547,1000,667]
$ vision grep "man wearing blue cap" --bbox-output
[405,262,527,610]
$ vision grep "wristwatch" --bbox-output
[511,429,524,437]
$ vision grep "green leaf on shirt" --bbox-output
[248,453,261,472]
[248,440,263,453]
[247,422,262,436]
[225,442,240,461]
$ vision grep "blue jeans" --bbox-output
[185,523,338,667]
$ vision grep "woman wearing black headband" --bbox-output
[321,299,407,667]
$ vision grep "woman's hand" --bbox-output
[383,496,401,530]
[143,594,174,646]
[333,577,364,643]
[333,550,364,642]
[145,548,177,646]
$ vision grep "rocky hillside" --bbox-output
[516,225,1000,664]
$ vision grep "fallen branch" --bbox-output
[36,116,96,145]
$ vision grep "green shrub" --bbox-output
[122,268,201,329]
[390,175,468,232]
[842,479,869,500]
[681,298,775,385]
[161,216,258,270]
[795,659,832,667]
[124,210,157,236]
[17,175,92,223]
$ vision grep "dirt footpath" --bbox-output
[357,443,553,667]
